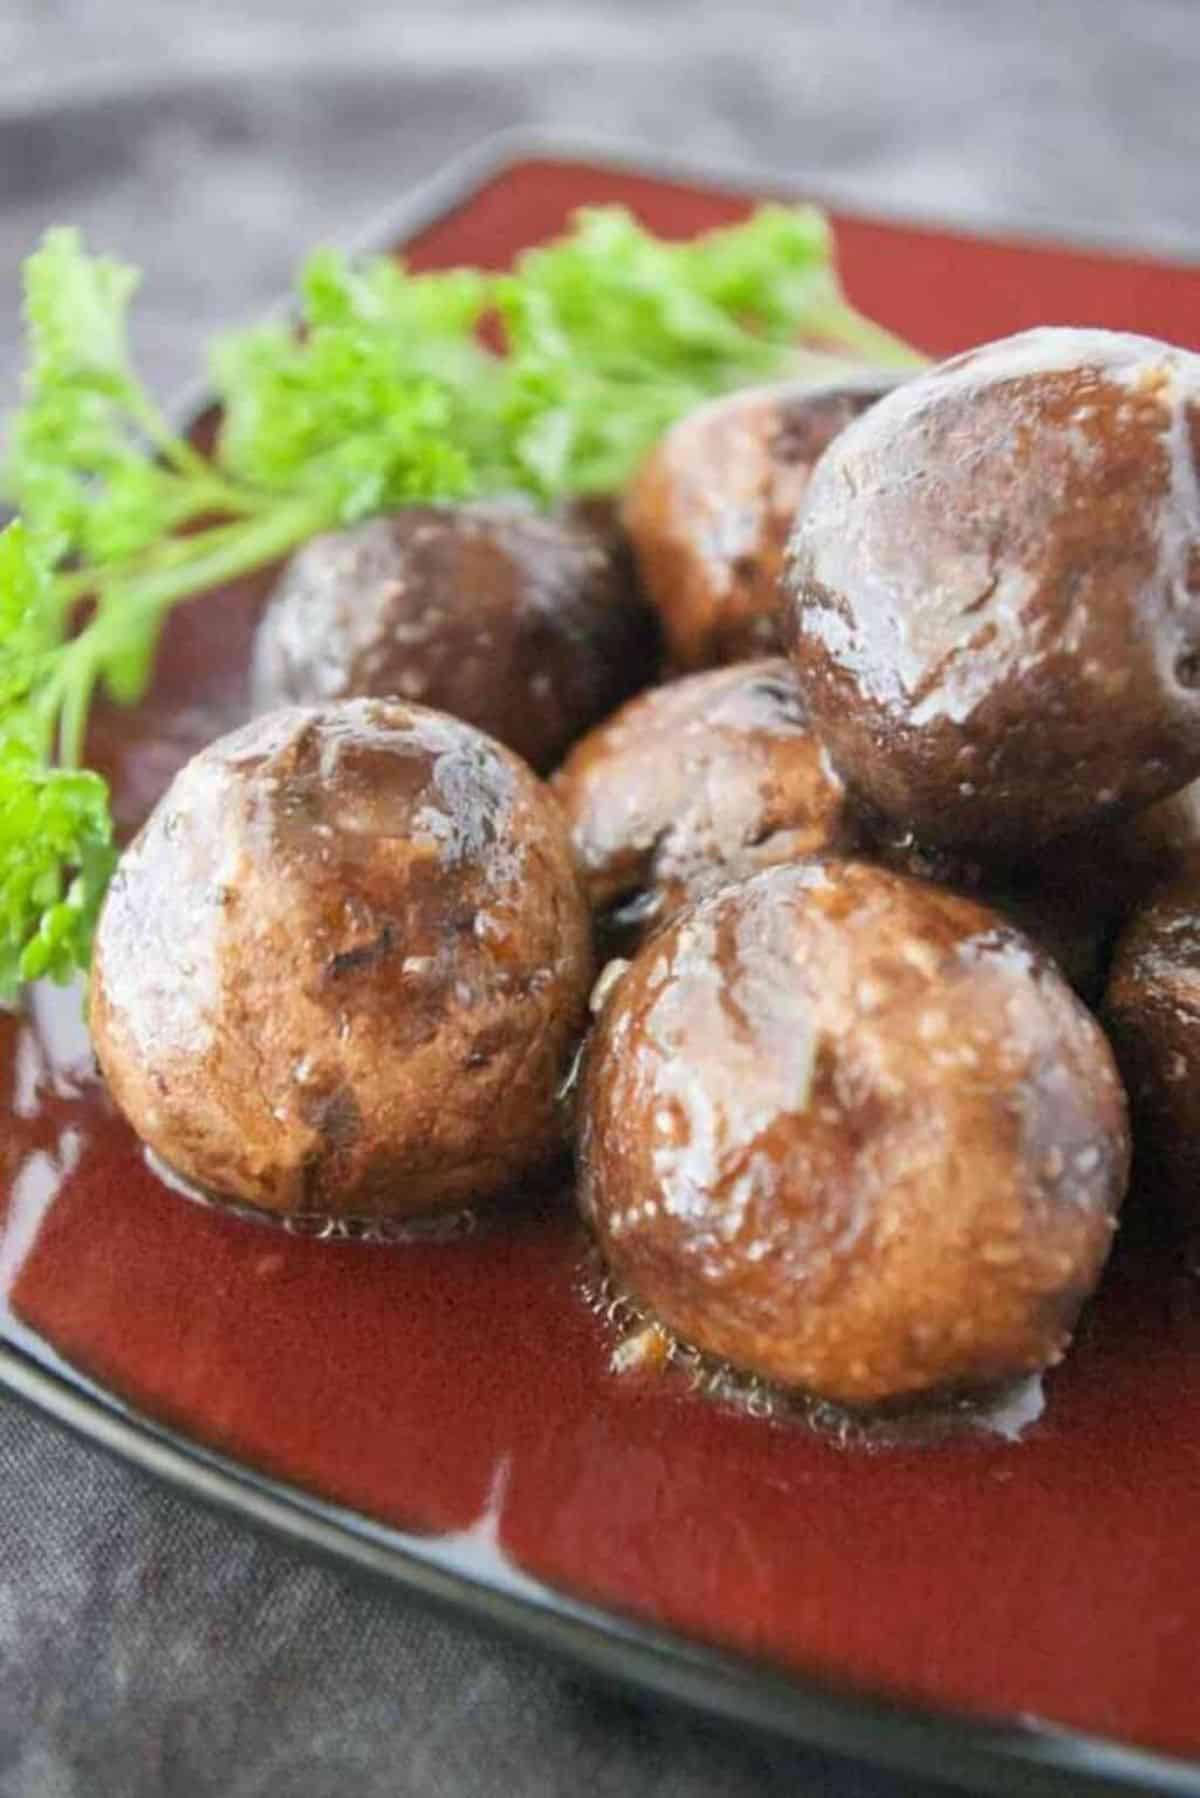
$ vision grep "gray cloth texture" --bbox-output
[0,2,1197,1794]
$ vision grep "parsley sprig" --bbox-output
[0,204,922,999]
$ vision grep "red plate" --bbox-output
[5,136,1200,1798]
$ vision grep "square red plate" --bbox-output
[4,134,1200,1798]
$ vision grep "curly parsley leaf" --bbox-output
[495,205,922,494]
[0,524,115,1001]
[213,250,497,521]
[9,228,236,567]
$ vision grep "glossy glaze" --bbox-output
[554,662,1125,996]
[5,155,1200,1766]
[625,375,898,669]
[552,659,860,950]
[1106,869,1200,1252]
[252,500,658,775]
[90,701,592,1218]
[5,977,1200,1758]
[579,862,1128,1405]
[787,329,1200,853]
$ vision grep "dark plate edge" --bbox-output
[384,123,1200,265]
[5,1337,1198,1798]
[4,126,1200,1798]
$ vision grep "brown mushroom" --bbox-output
[89,701,593,1220]
[251,499,659,775]
[786,329,1200,853]
[624,374,901,670]
[580,861,1128,1408]
[1104,865,1200,1251]
[553,660,1118,995]
[551,659,861,952]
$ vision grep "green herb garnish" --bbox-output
[0,203,922,998]
[0,523,115,1000]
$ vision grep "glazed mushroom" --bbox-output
[553,660,1115,994]
[251,499,658,775]
[786,328,1200,853]
[551,659,862,951]
[580,861,1128,1408]
[624,375,900,670]
[1104,868,1200,1251]
[89,701,593,1220]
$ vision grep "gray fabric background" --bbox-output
[0,3,1196,1794]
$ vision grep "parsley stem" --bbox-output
[127,390,225,485]
[121,387,279,518]
[817,300,930,369]
[111,494,331,622]
[52,494,330,766]
[59,660,99,769]
[55,508,282,602]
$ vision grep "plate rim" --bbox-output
[373,123,1200,264]
[4,126,1200,1798]
[6,1335,1199,1798]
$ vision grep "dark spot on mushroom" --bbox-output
[464,1020,517,1070]
[326,925,396,981]
[309,1085,363,1152]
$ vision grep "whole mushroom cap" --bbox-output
[786,328,1200,853]
[551,658,861,948]
[251,499,658,775]
[580,860,1128,1407]
[89,700,593,1219]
